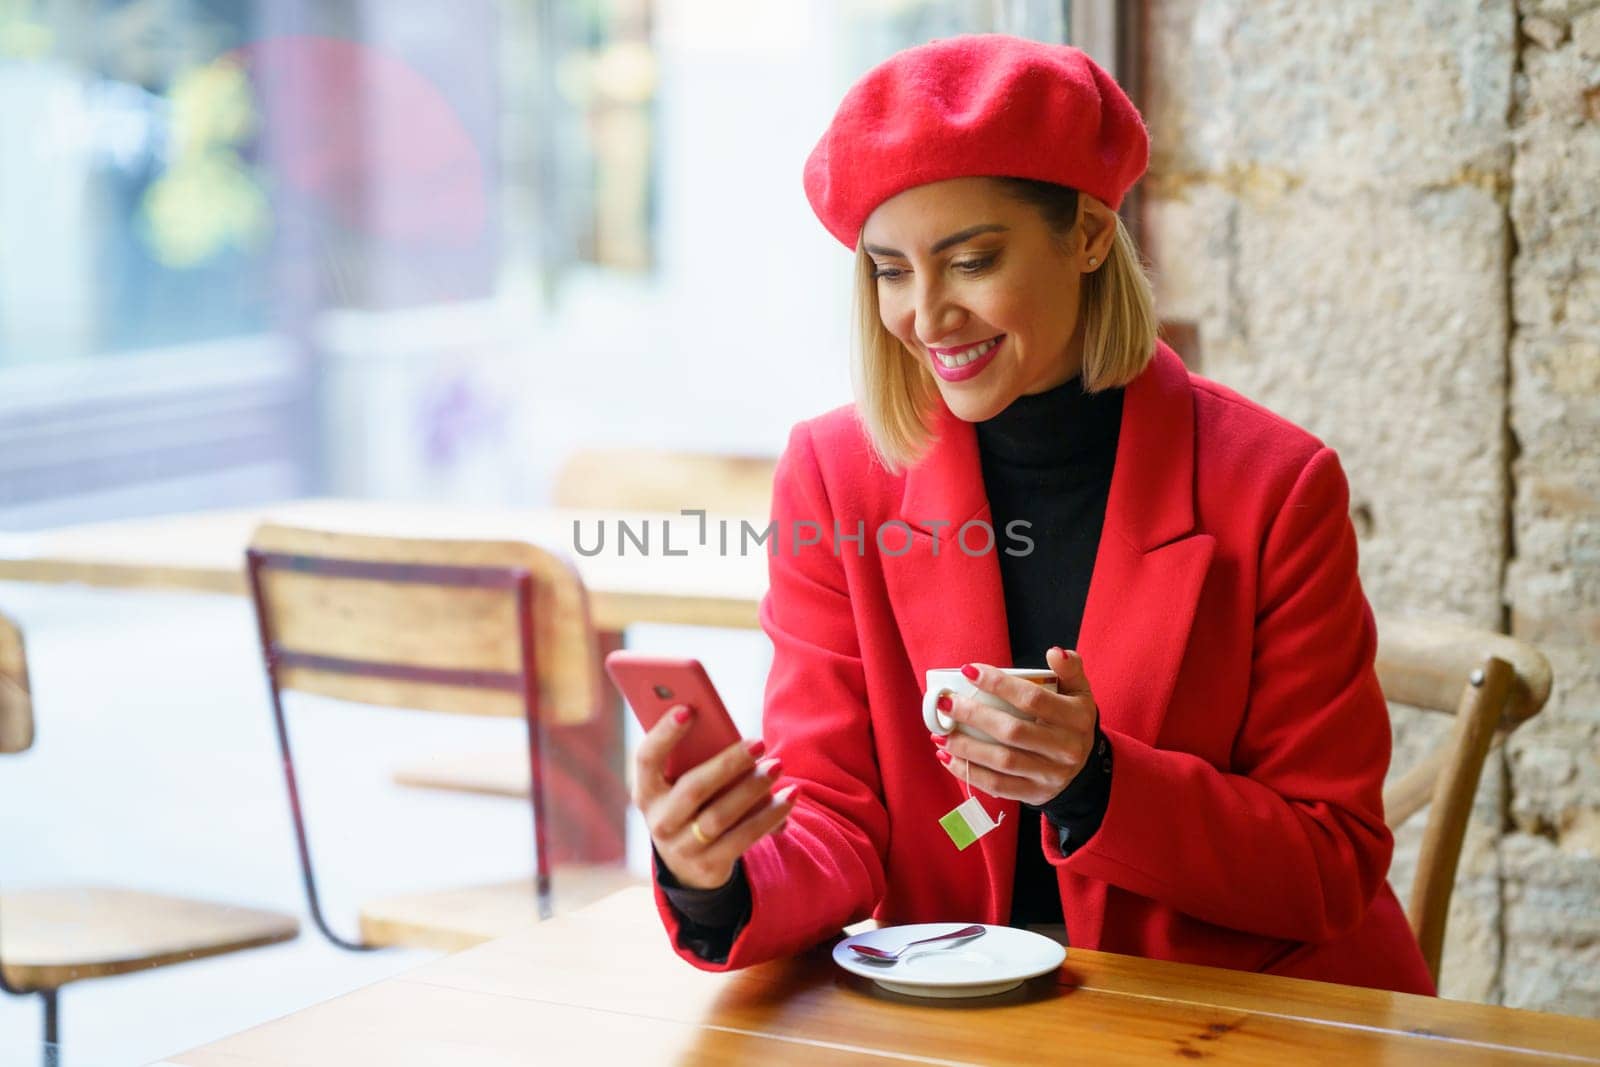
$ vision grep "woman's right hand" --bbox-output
[634,704,798,891]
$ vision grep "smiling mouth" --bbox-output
[929,335,1003,369]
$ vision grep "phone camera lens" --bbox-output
[653,685,674,700]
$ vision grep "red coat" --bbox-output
[655,343,1435,996]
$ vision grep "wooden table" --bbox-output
[156,887,1600,1066]
[0,499,769,631]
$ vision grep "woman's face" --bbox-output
[862,177,1108,423]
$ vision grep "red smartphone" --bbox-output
[604,652,744,783]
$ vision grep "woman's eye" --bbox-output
[954,256,995,274]
[872,266,906,281]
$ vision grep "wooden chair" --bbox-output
[552,448,777,516]
[1375,615,1552,987]
[245,524,638,954]
[0,611,298,1066]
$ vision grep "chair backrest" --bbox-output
[245,524,604,944]
[552,449,776,517]
[1375,615,1552,987]
[246,524,600,726]
[0,610,34,755]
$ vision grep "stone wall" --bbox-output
[1504,0,1600,1017]
[1144,0,1598,1013]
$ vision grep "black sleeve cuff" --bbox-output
[1035,725,1113,855]
[655,850,752,964]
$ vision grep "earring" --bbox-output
[1087,256,1098,267]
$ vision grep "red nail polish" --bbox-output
[746,738,767,759]
[936,749,953,765]
[672,705,692,724]
[930,733,948,748]
[960,664,979,681]
[1050,646,1065,659]
[936,693,952,712]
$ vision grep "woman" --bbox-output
[630,34,1435,996]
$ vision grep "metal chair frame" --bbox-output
[245,548,555,952]
[0,911,61,1067]
[1,613,58,1066]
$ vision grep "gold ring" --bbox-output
[690,819,711,846]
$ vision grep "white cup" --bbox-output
[922,667,1059,743]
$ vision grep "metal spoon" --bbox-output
[848,924,986,963]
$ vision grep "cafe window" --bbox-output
[0,0,1109,366]
[0,1,1119,528]
[543,0,657,274]
[0,0,274,364]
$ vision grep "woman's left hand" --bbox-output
[932,646,1097,806]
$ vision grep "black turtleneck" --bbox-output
[658,375,1120,956]
[976,373,1120,928]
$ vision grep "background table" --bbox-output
[0,498,769,631]
[156,887,1600,1066]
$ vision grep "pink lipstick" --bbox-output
[928,334,1005,383]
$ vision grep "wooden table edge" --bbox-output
[151,888,1600,1066]
[0,559,762,631]
[393,889,1600,1063]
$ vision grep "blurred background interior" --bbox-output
[1,0,1597,1063]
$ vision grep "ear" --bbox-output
[1077,196,1119,271]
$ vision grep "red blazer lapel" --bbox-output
[1079,343,1215,750]
[885,402,1011,683]
[882,405,1018,916]
[1068,343,1214,949]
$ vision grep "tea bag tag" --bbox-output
[939,795,1003,851]
[937,741,1005,850]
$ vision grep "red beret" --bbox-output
[803,35,1149,249]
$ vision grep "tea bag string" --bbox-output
[964,750,1004,824]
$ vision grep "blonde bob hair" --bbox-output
[852,179,1157,473]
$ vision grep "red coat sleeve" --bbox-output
[653,421,889,969]
[1048,447,1395,944]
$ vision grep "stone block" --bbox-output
[1510,345,1600,485]
[1501,832,1600,1015]
[1509,731,1597,830]
[1506,514,1600,592]
[1146,1,1514,192]
[1505,642,1600,830]
[1518,336,1600,399]
[1523,14,1569,49]
[1145,181,1510,623]
[1575,8,1600,55]
[1142,185,1238,337]
[1519,0,1600,25]
[1144,0,1234,179]
[1559,806,1600,857]
[1228,186,1508,623]
[1519,34,1600,126]
[1521,474,1600,519]
[1508,123,1600,326]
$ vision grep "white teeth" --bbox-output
[934,336,1000,369]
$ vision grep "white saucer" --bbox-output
[833,923,1066,999]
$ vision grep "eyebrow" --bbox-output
[863,223,1009,259]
